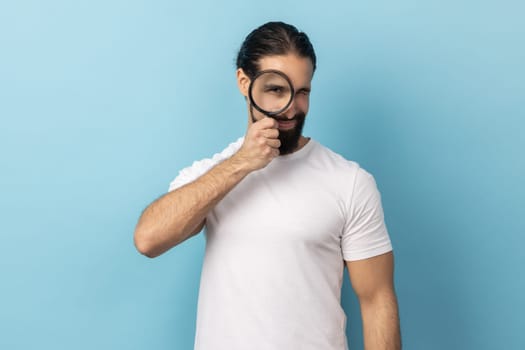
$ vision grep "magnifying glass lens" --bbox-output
[250,71,293,116]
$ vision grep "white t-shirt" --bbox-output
[168,137,393,350]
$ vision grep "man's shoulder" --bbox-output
[189,136,244,169]
[311,140,383,206]
[168,137,244,192]
[205,136,244,163]
[310,139,361,173]
[310,140,380,188]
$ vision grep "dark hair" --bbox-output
[236,21,317,79]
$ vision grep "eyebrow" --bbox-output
[296,86,311,93]
[263,83,291,92]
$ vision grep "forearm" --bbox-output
[134,117,280,258]
[360,290,401,350]
[134,154,251,258]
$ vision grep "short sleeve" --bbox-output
[167,137,244,193]
[167,158,216,192]
[341,167,392,261]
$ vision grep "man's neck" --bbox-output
[291,136,310,154]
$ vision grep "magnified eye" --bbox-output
[264,85,284,94]
[250,71,294,115]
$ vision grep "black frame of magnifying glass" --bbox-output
[248,69,295,118]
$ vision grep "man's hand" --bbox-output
[232,117,281,172]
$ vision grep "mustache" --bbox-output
[273,112,305,122]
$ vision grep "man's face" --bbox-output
[238,54,314,154]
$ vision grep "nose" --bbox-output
[281,98,297,119]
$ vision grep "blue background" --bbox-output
[1,1,523,349]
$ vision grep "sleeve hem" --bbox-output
[343,243,393,262]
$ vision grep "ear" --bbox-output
[236,68,250,98]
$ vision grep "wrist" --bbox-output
[224,153,253,178]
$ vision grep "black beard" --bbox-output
[250,107,306,155]
[274,113,305,155]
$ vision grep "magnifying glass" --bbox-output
[248,69,294,117]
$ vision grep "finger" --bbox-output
[260,128,279,139]
[256,117,278,129]
[266,138,281,149]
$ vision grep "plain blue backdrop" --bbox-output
[1,0,523,349]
